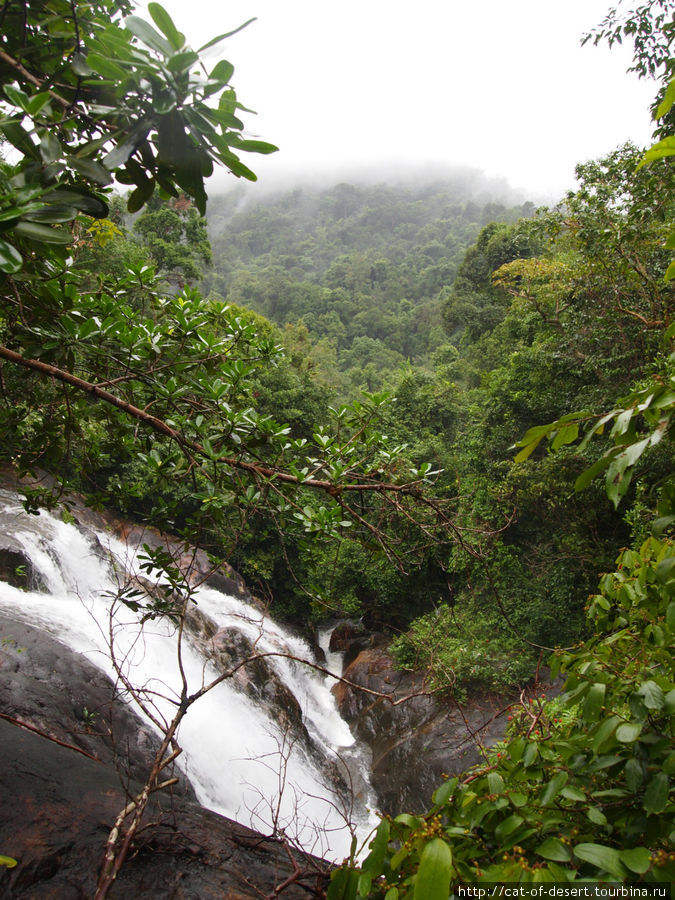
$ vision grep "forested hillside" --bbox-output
[165,144,670,698]
[203,180,534,393]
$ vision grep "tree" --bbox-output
[0,2,482,895]
[325,5,675,892]
[133,194,212,284]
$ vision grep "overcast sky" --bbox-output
[153,0,656,200]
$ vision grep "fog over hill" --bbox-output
[206,162,549,210]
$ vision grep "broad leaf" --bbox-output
[536,837,570,862]
[0,238,22,273]
[573,843,626,878]
[148,3,184,50]
[619,847,652,874]
[643,772,669,814]
[413,838,452,900]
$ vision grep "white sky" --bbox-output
[152,0,657,200]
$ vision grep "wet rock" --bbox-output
[0,718,328,899]
[0,612,191,793]
[334,646,513,815]
[0,544,45,593]
[68,498,255,604]
[0,611,329,897]
[327,620,376,669]
[184,608,306,735]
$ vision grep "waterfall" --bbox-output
[0,490,378,860]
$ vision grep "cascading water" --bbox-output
[317,624,347,677]
[0,490,378,860]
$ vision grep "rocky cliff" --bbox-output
[332,640,513,815]
[0,614,328,898]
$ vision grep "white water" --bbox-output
[0,492,378,860]
[317,624,347,678]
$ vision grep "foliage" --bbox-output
[514,348,674,510]
[0,0,277,280]
[390,604,536,698]
[328,497,675,896]
[204,181,532,393]
[133,194,212,283]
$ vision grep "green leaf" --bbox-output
[14,222,72,244]
[413,838,452,900]
[125,15,173,56]
[509,736,525,763]
[643,772,669,814]
[619,847,652,874]
[197,18,256,52]
[103,122,152,170]
[26,91,51,115]
[0,238,22,273]
[536,837,570,862]
[573,843,626,878]
[147,3,184,50]
[3,84,30,112]
[0,856,17,868]
[523,741,538,767]
[0,120,40,160]
[574,452,613,492]
[326,866,359,900]
[561,785,586,802]
[393,813,423,828]
[615,722,641,743]
[43,188,108,218]
[209,59,235,85]
[540,771,568,806]
[514,437,542,463]
[361,819,390,875]
[228,138,279,155]
[67,156,113,186]
[624,758,643,792]
[587,806,607,826]
[487,771,505,794]
[40,132,62,165]
[637,680,665,710]
[551,423,579,451]
[432,777,457,806]
[494,814,524,843]
[656,76,675,119]
[664,688,675,714]
[167,50,199,73]
[71,51,92,76]
[638,136,675,168]
[127,178,156,214]
[591,715,620,752]
[357,872,372,897]
[85,51,129,81]
[583,682,606,722]
[24,204,78,224]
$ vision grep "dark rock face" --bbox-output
[334,647,512,815]
[327,621,376,670]
[0,613,327,898]
[0,719,328,899]
[0,612,174,788]
[0,543,45,593]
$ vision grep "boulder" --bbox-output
[0,719,328,899]
[334,646,513,814]
[0,613,328,898]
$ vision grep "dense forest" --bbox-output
[0,0,673,895]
